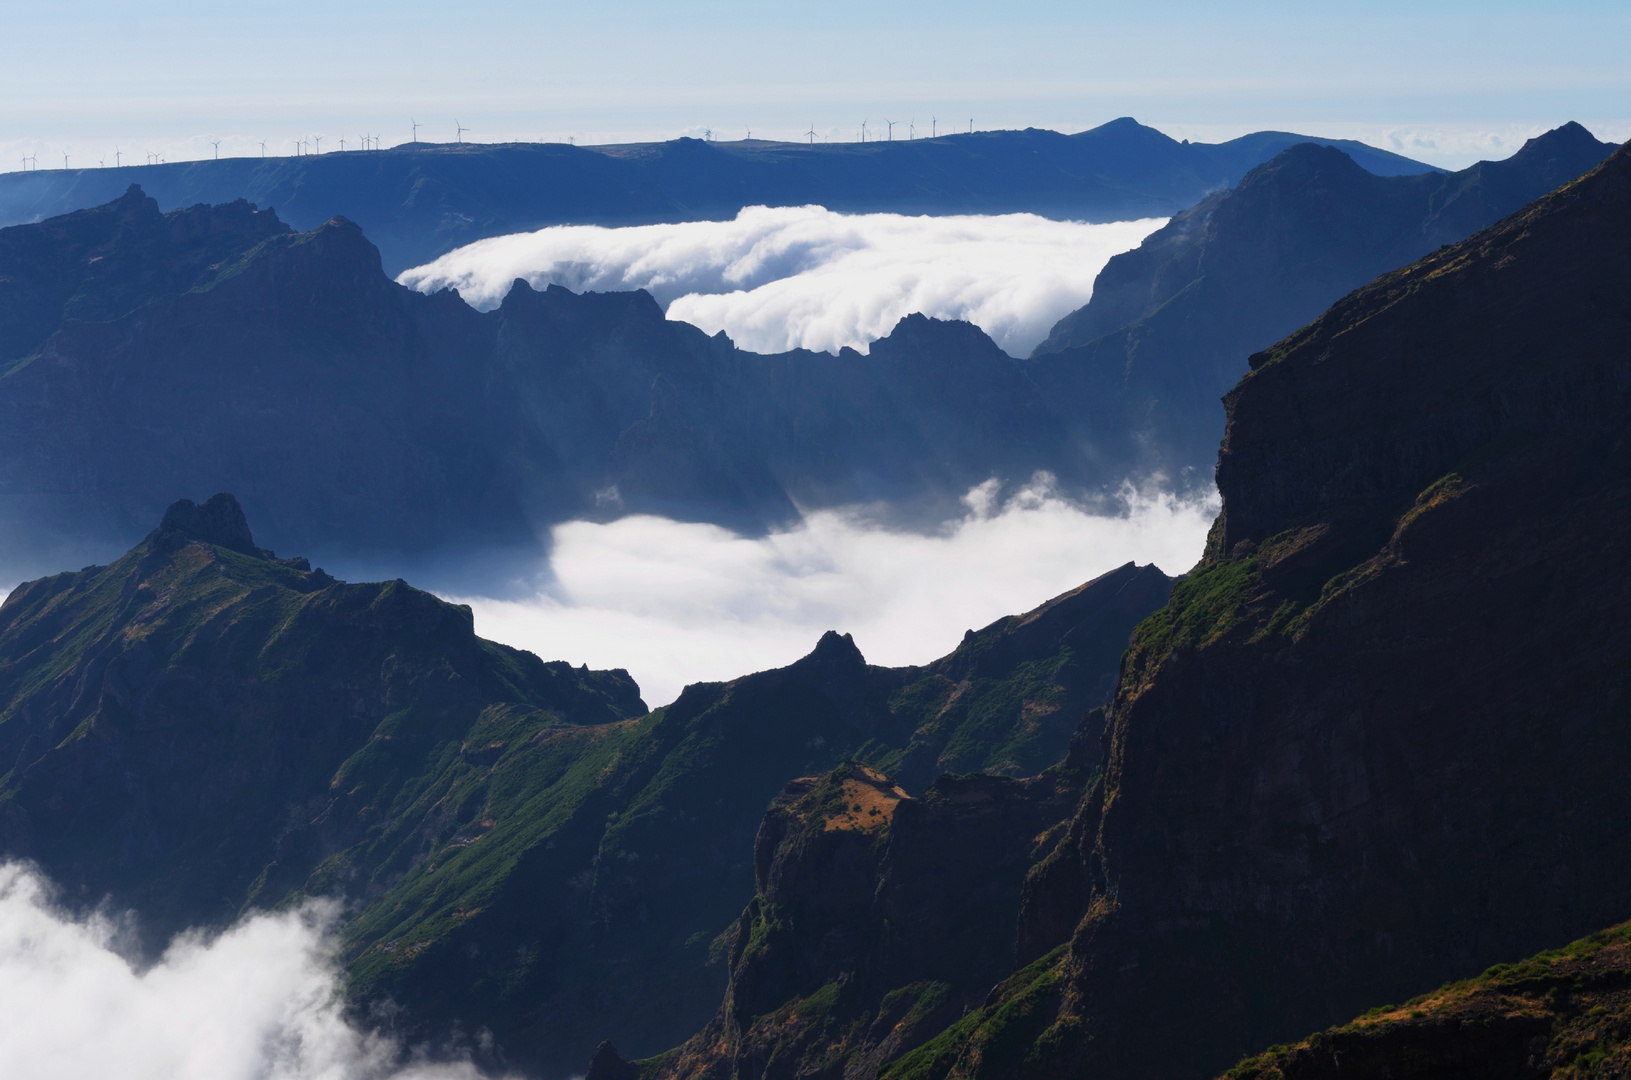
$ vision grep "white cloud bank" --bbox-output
[457,478,1218,708]
[0,863,500,1080]
[397,207,1165,356]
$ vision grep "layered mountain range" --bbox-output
[613,137,1631,1080]
[0,115,1626,1080]
[0,492,1169,1076]
[0,125,1609,585]
[0,185,1081,581]
[0,118,1432,274]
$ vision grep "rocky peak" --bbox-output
[157,493,260,555]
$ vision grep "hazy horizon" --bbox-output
[3,1,1626,173]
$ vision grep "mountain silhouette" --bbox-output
[0,119,1434,274]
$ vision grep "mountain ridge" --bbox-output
[0,118,1435,274]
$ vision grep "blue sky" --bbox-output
[3,0,1627,169]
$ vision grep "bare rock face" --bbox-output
[652,761,1087,1080]
[893,144,1631,1079]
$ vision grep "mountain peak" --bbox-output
[158,493,260,555]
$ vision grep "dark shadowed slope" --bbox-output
[0,119,1433,274]
[1025,122,1617,487]
[0,189,1149,583]
[0,495,1170,1078]
[877,139,1631,1080]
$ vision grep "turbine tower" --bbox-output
[210,138,220,159]
[455,119,469,143]
[63,153,70,169]
[312,135,322,154]
[932,115,936,138]
[861,119,867,142]
[411,118,420,143]
[115,148,122,167]
[259,139,267,158]
[885,118,896,141]
[806,122,817,148]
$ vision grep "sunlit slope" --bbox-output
[0,494,1170,1077]
[1025,122,1617,484]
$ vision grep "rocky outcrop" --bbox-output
[649,761,1087,1080]
[1216,922,1631,1080]
[882,142,1631,1079]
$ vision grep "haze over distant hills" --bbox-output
[0,118,1434,274]
[1027,122,1617,484]
[0,125,1609,586]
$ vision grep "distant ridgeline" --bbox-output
[1027,121,1617,487]
[0,118,1436,274]
[0,126,1609,583]
[0,491,1171,1077]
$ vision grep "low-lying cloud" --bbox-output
[0,863,499,1080]
[398,207,1165,356]
[458,477,1218,708]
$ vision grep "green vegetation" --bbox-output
[1223,923,1631,1080]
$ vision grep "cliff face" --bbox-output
[1026,123,1617,487]
[884,142,1631,1079]
[636,761,1086,1080]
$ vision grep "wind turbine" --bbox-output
[210,138,220,159]
[805,122,817,148]
[932,116,936,138]
[884,118,897,141]
[702,128,712,142]
[340,137,347,151]
[312,135,322,154]
[861,119,867,143]
[410,118,420,143]
[259,139,267,158]
[455,119,469,143]
[63,153,70,169]
[294,140,301,156]
[909,118,915,140]
[115,148,122,167]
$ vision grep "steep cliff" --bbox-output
[1026,122,1617,486]
[884,141,1631,1079]
[629,761,1086,1080]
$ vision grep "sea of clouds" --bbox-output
[397,207,1165,357]
[0,863,500,1080]
[456,476,1219,708]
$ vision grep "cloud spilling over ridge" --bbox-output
[0,864,500,1080]
[397,207,1165,356]
[457,477,1218,708]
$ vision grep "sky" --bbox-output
[2,0,1627,171]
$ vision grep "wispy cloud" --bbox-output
[398,207,1164,356]
[455,477,1218,708]
[0,863,503,1080]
